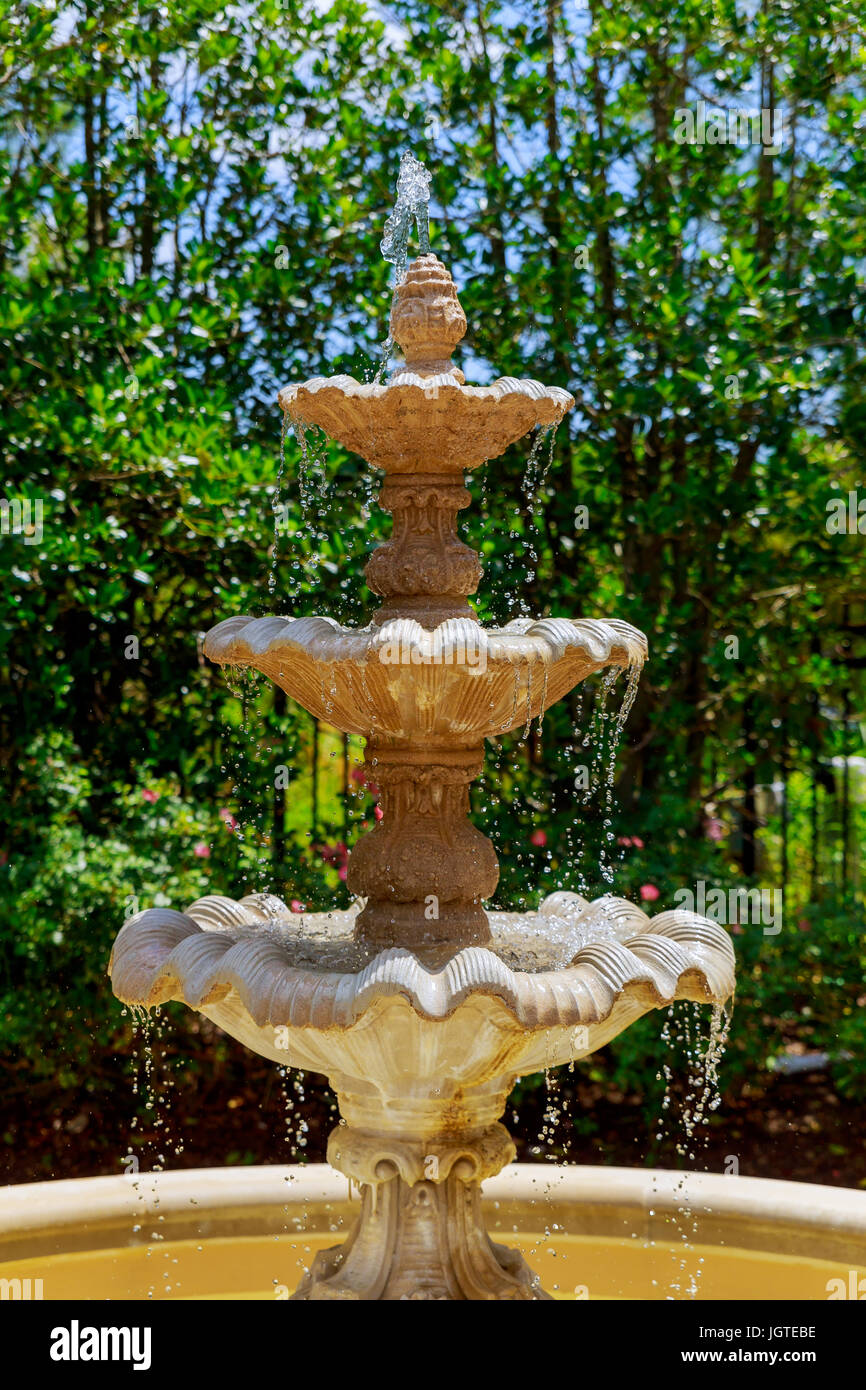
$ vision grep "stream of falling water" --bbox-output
[268,411,290,598]
[495,424,557,618]
[221,663,276,895]
[293,421,332,581]
[518,425,551,610]
[128,1005,182,1170]
[650,999,734,1298]
[126,1004,188,1298]
[582,663,642,887]
[278,1067,310,1158]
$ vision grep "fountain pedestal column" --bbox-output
[366,473,482,628]
[347,746,499,949]
[291,1123,548,1301]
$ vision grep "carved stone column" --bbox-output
[347,746,498,949]
[291,1123,549,1301]
[347,256,500,950]
[363,256,482,631]
[366,474,481,629]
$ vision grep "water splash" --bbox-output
[380,151,431,284]
[377,152,432,382]
[279,1067,310,1158]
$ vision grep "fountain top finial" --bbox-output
[389,254,467,382]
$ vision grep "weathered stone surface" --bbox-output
[279,257,572,473]
[109,249,735,1299]
[110,889,734,1299]
[389,254,468,380]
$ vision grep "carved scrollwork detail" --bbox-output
[367,473,481,609]
[372,760,483,797]
[327,1122,515,1188]
[366,538,481,599]
[348,749,498,939]
[291,1121,549,1300]
[379,477,472,514]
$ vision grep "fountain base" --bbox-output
[292,1123,548,1300]
[109,889,736,1299]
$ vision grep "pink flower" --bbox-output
[219,808,239,832]
[374,805,384,822]
[731,922,744,935]
[704,818,725,842]
[290,899,305,913]
[639,883,660,903]
[318,841,349,866]
[617,836,633,847]
[193,841,210,859]
[350,766,366,784]
[338,866,348,881]
[631,836,645,849]
[530,829,547,848]
[142,789,159,803]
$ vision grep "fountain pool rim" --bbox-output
[3,1164,865,1301]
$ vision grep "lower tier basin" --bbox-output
[2,1164,865,1301]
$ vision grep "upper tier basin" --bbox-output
[203,614,647,743]
[278,256,573,473]
[280,373,574,473]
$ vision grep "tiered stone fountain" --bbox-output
[110,251,735,1299]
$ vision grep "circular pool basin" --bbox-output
[1,1164,865,1301]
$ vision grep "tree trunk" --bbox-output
[273,687,286,877]
[741,698,758,878]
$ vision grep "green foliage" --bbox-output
[1,0,864,1105]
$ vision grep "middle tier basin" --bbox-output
[203,614,647,742]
